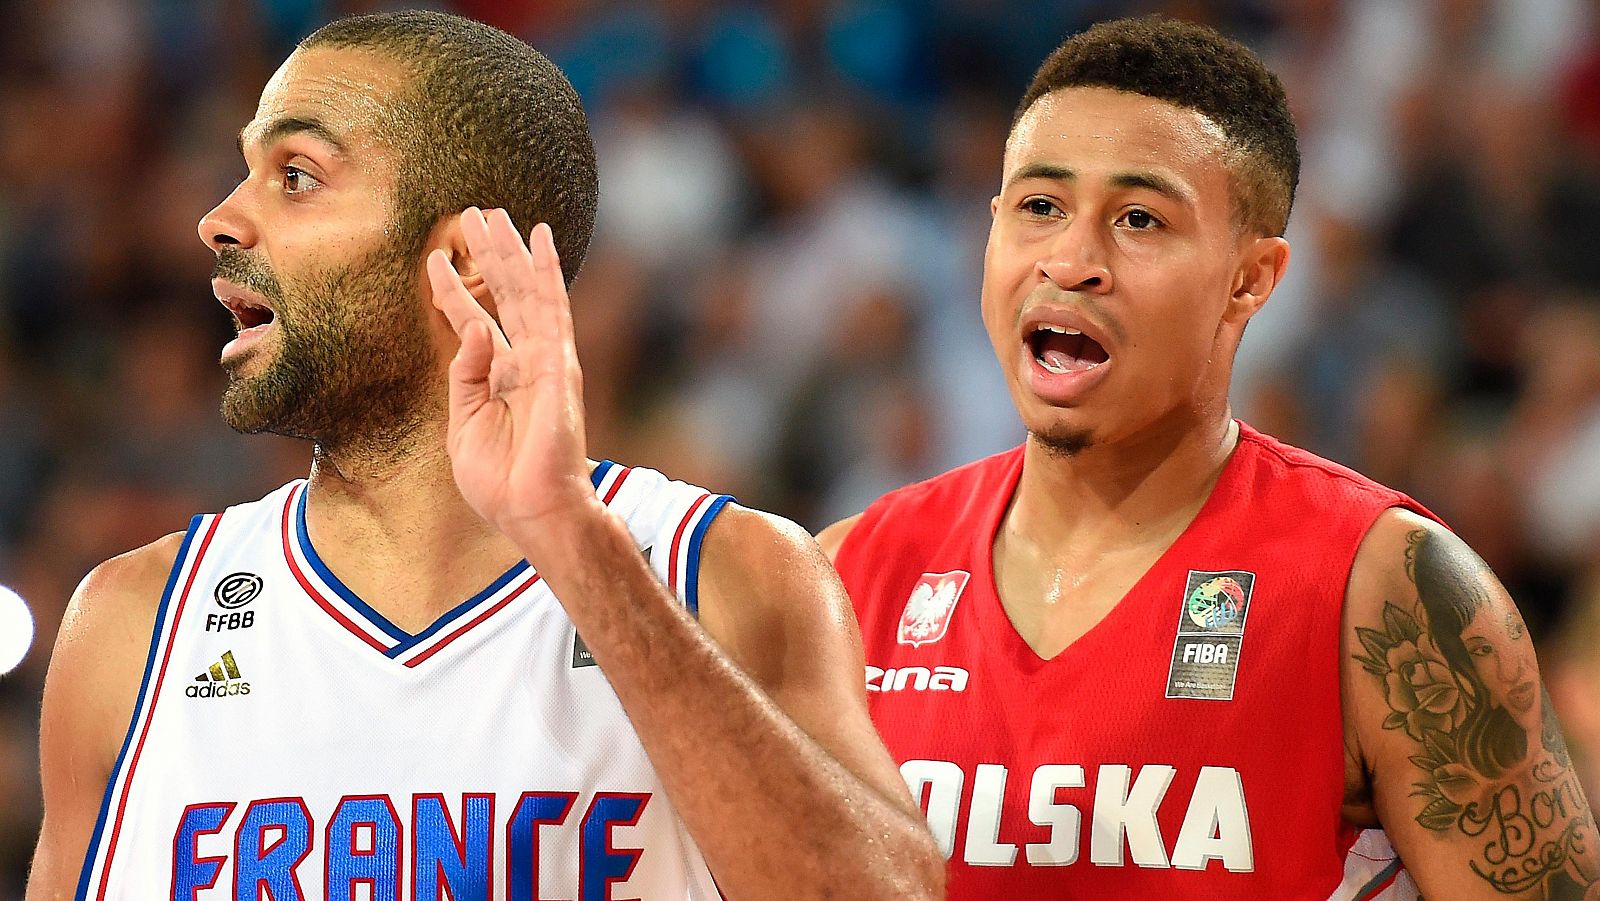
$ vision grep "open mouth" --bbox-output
[213,279,278,334]
[223,295,276,332]
[1508,681,1538,712]
[213,279,280,363]
[1027,324,1109,374]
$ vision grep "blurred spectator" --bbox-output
[1511,303,1600,566]
[1551,568,1600,802]
[0,344,48,554]
[909,92,1024,471]
[592,91,747,269]
[1271,212,1455,464]
[779,285,928,524]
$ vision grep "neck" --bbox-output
[300,421,520,627]
[1010,408,1240,553]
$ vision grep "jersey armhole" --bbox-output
[653,493,734,619]
[75,512,215,901]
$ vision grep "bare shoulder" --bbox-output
[702,503,829,570]
[696,505,856,667]
[59,531,188,646]
[1341,507,1600,898]
[693,502,862,703]
[689,504,919,820]
[814,513,863,563]
[1345,507,1441,613]
[46,531,188,764]
[29,531,187,901]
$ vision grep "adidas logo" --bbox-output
[185,650,251,698]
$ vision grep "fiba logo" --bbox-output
[1186,576,1247,631]
[214,573,263,609]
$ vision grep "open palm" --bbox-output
[426,208,597,541]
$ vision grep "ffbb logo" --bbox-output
[186,650,251,699]
[214,573,263,609]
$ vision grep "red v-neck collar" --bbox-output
[971,426,1253,673]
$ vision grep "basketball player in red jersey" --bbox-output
[819,17,1599,900]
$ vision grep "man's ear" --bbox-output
[1226,235,1290,325]
[422,210,496,317]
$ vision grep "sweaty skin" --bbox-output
[819,84,1597,899]
[27,44,943,901]
[429,210,945,899]
[1344,511,1600,900]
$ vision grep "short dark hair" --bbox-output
[1016,17,1299,237]
[301,11,597,284]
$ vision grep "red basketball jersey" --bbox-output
[834,423,1434,899]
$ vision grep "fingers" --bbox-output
[427,248,509,354]
[459,207,568,348]
[527,222,576,350]
[460,207,529,342]
[431,249,500,427]
[449,318,495,422]
[508,220,576,354]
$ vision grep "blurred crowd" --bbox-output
[2,0,1600,891]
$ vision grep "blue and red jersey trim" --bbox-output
[78,512,224,901]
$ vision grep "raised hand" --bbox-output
[426,207,601,543]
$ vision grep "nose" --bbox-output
[1037,217,1113,294]
[1503,649,1529,683]
[198,182,258,253]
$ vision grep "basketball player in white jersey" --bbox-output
[26,11,944,901]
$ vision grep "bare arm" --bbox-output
[535,501,943,899]
[27,534,184,901]
[698,508,908,829]
[1344,508,1599,899]
[428,208,943,901]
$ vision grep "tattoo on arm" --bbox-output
[1352,527,1597,898]
[1403,528,1424,583]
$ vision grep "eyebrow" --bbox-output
[237,115,348,158]
[1005,162,1195,207]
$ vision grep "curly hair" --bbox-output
[1016,17,1299,237]
[300,11,598,285]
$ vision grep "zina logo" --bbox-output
[186,650,251,698]
[866,665,970,693]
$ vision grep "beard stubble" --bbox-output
[215,239,441,459]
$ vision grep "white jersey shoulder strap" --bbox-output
[590,460,733,616]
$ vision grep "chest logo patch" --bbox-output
[897,571,970,648]
[186,650,251,698]
[1187,575,1247,629]
[214,572,263,609]
[1166,569,1256,701]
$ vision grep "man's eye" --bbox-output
[284,166,322,195]
[1022,198,1059,217]
[1119,209,1159,229]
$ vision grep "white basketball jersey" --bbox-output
[78,461,732,901]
